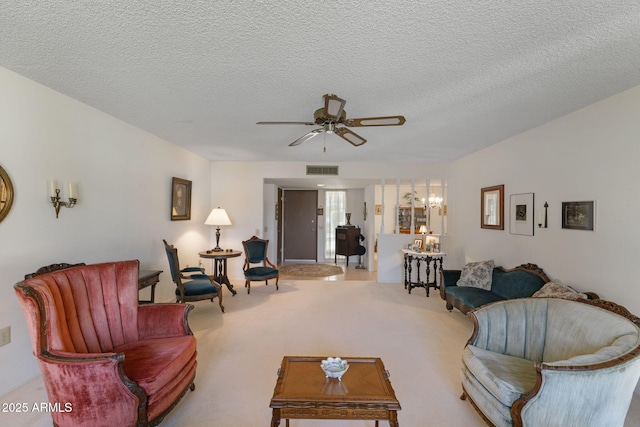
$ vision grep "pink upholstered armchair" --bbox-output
[14,260,197,427]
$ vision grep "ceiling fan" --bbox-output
[256,94,406,148]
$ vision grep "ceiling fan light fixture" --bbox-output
[324,123,335,133]
[323,94,346,120]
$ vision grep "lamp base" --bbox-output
[212,227,224,252]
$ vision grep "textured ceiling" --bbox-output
[2,1,640,164]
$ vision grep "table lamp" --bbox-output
[419,225,428,250]
[205,207,232,252]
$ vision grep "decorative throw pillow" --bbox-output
[532,280,588,300]
[456,260,495,290]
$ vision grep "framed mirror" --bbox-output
[0,164,14,222]
[481,185,504,230]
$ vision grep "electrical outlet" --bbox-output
[0,326,10,347]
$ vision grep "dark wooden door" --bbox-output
[277,187,283,265]
[283,190,317,261]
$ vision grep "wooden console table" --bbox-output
[138,269,162,303]
[270,356,400,426]
[402,249,445,297]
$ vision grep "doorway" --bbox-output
[282,190,318,262]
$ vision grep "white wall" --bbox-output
[447,85,640,314]
[0,68,212,395]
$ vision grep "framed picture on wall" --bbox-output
[481,185,504,230]
[171,177,192,221]
[562,201,595,231]
[509,193,534,236]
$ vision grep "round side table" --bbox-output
[199,250,241,296]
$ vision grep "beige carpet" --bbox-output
[279,263,344,278]
[4,279,640,426]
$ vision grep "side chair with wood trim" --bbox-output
[242,235,279,294]
[163,239,224,312]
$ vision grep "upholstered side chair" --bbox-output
[163,239,224,312]
[242,235,279,294]
[14,260,197,427]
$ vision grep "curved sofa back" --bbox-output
[14,260,140,355]
[490,268,547,299]
[544,299,640,363]
[471,298,640,364]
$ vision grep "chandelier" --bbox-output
[428,194,442,208]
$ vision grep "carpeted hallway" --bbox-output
[4,278,640,426]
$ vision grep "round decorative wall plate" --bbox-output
[0,164,14,222]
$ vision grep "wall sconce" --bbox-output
[49,181,78,219]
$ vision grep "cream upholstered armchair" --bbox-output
[14,260,197,427]
[462,297,640,427]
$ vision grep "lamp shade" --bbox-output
[419,225,427,234]
[205,208,231,226]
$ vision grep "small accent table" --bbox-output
[402,249,445,297]
[138,269,162,303]
[270,356,401,427]
[199,250,241,296]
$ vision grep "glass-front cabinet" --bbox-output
[398,206,426,233]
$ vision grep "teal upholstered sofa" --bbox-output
[462,298,640,427]
[440,263,550,314]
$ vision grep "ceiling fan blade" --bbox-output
[335,127,367,146]
[289,129,323,146]
[323,94,346,121]
[344,115,406,127]
[257,121,316,125]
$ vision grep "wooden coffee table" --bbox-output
[270,356,401,426]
